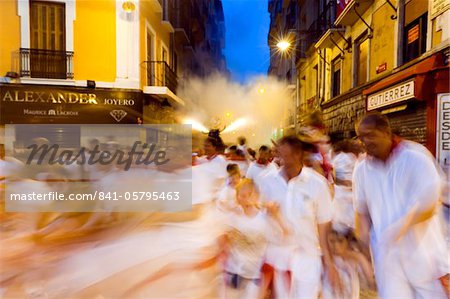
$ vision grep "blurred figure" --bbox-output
[196,136,227,167]
[247,148,257,161]
[245,145,277,182]
[300,110,334,182]
[332,140,358,234]
[237,136,247,153]
[257,136,341,298]
[322,230,376,299]
[217,163,241,209]
[222,179,286,299]
[354,112,448,298]
[227,145,249,175]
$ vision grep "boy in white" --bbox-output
[353,112,448,298]
[245,145,278,181]
[223,179,287,299]
[258,136,342,298]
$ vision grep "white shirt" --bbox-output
[245,162,278,181]
[225,210,270,279]
[353,141,447,279]
[192,155,228,204]
[332,152,357,182]
[282,167,333,256]
[227,159,249,176]
[257,167,333,268]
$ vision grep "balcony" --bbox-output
[19,48,74,79]
[335,0,374,27]
[143,61,185,106]
[162,0,175,32]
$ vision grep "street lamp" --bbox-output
[276,40,291,51]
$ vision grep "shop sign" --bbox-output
[0,84,143,124]
[336,0,354,19]
[436,93,450,172]
[431,0,450,19]
[376,62,387,74]
[367,79,415,111]
[407,25,420,44]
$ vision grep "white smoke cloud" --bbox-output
[177,73,291,148]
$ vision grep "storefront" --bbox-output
[0,84,143,125]
[363,49,450,155]
[322,89,366,142]
[0,84,143,150]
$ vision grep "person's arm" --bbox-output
[315,177,343,294]
[352,162,371,252]
[355,212,371,257]
[318,222,343,295]
[350,251,376,289]
[387,152,442,243]
[264,201,290,236]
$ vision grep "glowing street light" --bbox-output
[276,40,291,51]
[258,87,265,94]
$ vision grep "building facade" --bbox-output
[0,0,227,126]
[268,0,449,170]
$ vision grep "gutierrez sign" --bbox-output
[367,79,415,111]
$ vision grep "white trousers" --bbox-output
[289,254,322,299]
[374,246,447,299]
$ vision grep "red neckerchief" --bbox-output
[390,135,402,153]
[256,158,269,166]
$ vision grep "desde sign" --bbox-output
[367,79,415,111]
[436,93,450,171]
[0,84,143,124]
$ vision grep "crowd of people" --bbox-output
[0,111,449,298]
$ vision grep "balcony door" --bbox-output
[30,0,66,78]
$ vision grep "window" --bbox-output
[162,47,168,65]
[173,52,178,75]
[313,64,318,97]
[354,33,369,87]
[403,0,428,63]
[331,57,341,98]
[403,13,427,63]
[29,0,67,79]
[300,76,306,111]
[30,0,65,51]
[146,31,154,85]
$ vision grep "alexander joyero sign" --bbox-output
[0,84,143,124]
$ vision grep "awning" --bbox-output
[143,86,185,106]
[335,0,374,27]
[363,52,449,110]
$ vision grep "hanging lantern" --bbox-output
[122,1,136,13]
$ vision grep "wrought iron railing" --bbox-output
[145,61,178,93]
[19,48,74,79]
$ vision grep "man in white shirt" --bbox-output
[258,136,341,298]
[246,145,277,181]
[353,112,448,299]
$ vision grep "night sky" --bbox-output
[222,0,270,83]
